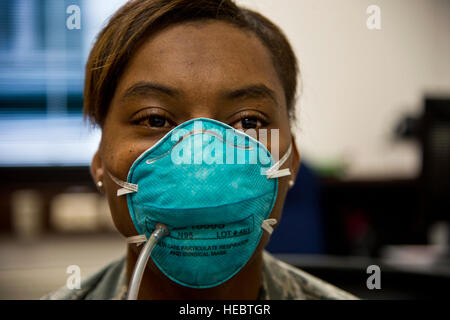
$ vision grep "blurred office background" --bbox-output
[0,0,449,299]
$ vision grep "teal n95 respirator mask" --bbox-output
[107,118,292,297]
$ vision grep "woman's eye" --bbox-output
[148,115,167,127]
[234,116,265,130]
[241,117,258,129]
[135,114,170,128]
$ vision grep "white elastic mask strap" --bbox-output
[261,218,277,235]
[107,171,138,197]
[126,234,147,246]
[265,144,292,179]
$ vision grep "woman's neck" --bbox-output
[126,245,263,300]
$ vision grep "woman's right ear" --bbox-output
[90,150,104,191]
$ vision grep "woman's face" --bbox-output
[92,20,300,245]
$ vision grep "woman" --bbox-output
[44,0,357,300]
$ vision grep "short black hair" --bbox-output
[84,0,299,126]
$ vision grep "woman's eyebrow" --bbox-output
[121,81,278,105]
[121,81,180,101]
[223,84,278,105]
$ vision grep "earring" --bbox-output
[288,180,294,188]
[96,180,104,191]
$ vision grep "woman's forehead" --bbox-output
[114,20,285,105]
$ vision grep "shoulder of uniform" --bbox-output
[262,251,359,300]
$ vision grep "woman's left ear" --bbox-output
[288,136,301,188]
[90,150,104,192]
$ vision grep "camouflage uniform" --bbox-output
[42,251,358,300]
